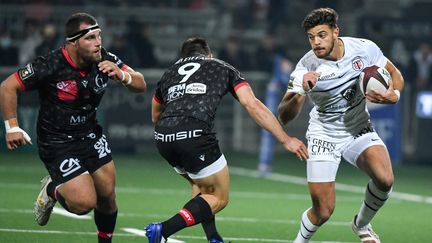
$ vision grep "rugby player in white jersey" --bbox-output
[278,8,404,243]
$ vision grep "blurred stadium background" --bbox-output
[1,1,432,242]
[1,0,431,163]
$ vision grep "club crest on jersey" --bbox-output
[57,80,78,101]
[94,74,107,94]
[351,56,364,71]
[18,63,34,80]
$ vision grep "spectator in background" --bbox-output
[0,30,19,66]
[255,32,286,73]
[255,31,294,176]
[109,33,140,68]
[19,18,42,65]
[126,20,158,68]
[410,42,432,91]
[35,24,61,57]
[218,35,252,71]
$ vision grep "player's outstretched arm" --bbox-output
[278,91,306,125]
[98,61,147,92]
[236,85,308,160]
[0,74,32,150]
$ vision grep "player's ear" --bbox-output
[208,53,213,58]
[333,26,340,36]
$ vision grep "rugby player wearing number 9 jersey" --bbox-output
[145,37,308,243]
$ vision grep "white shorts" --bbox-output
[306,132,386,182]
[173,154,227,179]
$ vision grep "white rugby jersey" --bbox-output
[287,37,388,136]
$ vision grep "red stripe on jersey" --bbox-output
[234,81,249,91]
[97,230,113,239]
[121,65,129,71]
[61,47,88,77]
[178,209,195,226]
[13,72,26,91]
[153,95,163,104]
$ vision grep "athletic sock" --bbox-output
[202,215,223,241]
[55,191,71,212]
[161,196,213,238]
[355,180,391,227]
[94,210,117,243]
[46,181,57,200]
[293,208,319,243]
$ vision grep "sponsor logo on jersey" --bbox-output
[18,63,34,80]
[185,83,206,94]
[60,158,81,177]
[70,115,87,125]
[155,129,203,142]
[57,80,78,101]
[94,135,111,159]
[310,138,336,156]
[318,72,336,81]
[352,56,364,71]
[167,83,186,102]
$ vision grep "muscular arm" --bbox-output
[123,67,147,93]
[277,91,306,125]
[385,60,404,92]
[0,74,22,121]
[0,74,32,150]
[235,85,308,160]
[98,61,147,92]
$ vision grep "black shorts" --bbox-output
[155,120,222,174]
[38,130,113,184]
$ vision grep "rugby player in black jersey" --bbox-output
[144,37,308,243]
[0,13,146,243]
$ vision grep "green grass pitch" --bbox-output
[0,152,431,242]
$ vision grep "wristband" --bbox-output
[4,118,18,130]
[394,90,400,101]
[119,70,125,82]
[122,72,132,86]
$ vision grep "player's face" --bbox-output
[76,24,102,63]
[306,25,339,59]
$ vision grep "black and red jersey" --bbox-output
[15,47,127,143]
[153,55,249,128]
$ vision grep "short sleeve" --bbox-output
[286,61,308,94]
[227,64,249,95]
[14,56,51,91]
[362,39,387,67]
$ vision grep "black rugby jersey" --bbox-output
[14,47,127,143]
[153,55,249,128]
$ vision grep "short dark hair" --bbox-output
[65,13,97,38]
[180,37,211,57]
[302,8,338,32]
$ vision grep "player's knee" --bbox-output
[315,205,334,224]
[376,176,394,192]
[68,199,97,215]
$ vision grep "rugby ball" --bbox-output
[359,65,390,96]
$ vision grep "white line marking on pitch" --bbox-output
[229,166,432,204]
[0,228,358,243]
[122,228,185,242]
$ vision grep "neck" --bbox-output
[332,38,344,60]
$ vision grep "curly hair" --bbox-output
[302,8,338,32]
